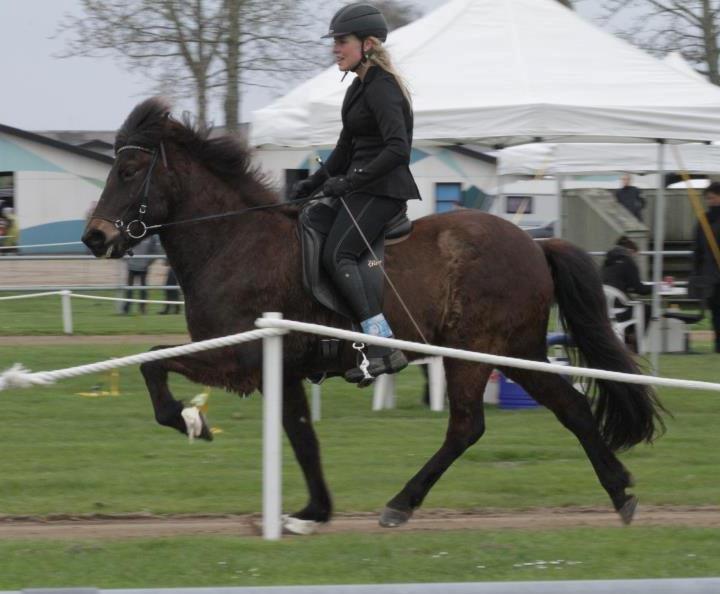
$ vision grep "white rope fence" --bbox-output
[0,289,185,334]
[255,318,720,393]
[0,327,283,392]
[0,290,183,305]
[70,292,183,305]
[0,240,84,251]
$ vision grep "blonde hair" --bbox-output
[364,36,412,106]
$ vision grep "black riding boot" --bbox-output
[330,260,407,386]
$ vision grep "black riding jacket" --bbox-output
[601,247,651,296]
[310,65,421,201]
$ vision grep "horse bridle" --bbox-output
[95,140,320,239]
[95,143,166,240]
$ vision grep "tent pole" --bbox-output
[556,174,564,238]
[650,141,666,374]
[496,172,505,213]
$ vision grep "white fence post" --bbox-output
[262,312,284,540]
[60,290,73,335]
[428,357,446,412]
[311,383,322,422]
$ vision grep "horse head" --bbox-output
[83,97,176,258]
[83,96,275,258]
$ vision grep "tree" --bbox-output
[556,0,574,8]
[58,0,317,130]
[598,0,719,84]
[371,0,424,30]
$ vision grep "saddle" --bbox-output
[299,197,413,320]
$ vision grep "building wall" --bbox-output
[0,132,110,252]
[252,145,497,220]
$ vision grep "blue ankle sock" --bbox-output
[361,314,393,338]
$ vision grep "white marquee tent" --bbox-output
[497,142,720,176]
[251,0,720,370]
[251,0,720,148]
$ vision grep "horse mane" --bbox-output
[115,97,279,207]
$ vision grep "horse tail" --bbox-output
[541,239,666,452]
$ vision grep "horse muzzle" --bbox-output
[82,218,127,258]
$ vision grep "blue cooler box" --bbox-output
[498,373,538,409]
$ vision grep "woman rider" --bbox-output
[289,3,421,384]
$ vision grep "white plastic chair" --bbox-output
[373,357,445,412]
[602,285,646,355]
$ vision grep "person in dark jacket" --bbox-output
[602,236,652,343]
[692,182,720,353]
[602,236,652,298]
[289,3,421,384]
[615,174,646,221]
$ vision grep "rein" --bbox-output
[145,194,319,233]
[99,143,318,238]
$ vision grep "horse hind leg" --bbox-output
[502,365,637,524]
[380,360,491,527]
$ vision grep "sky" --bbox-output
[0,0,607,131]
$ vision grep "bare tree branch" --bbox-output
[596,0,720,84]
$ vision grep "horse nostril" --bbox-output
[83,229,106,251]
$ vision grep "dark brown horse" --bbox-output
[83,98,665,532]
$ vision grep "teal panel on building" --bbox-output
[410,148,431,164]
[435,149,469,178]
[0,137,65,173]
[19,220,87,254]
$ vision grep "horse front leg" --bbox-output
[140,345,230,440]
[381,360,490,527]
[280,378,333,534]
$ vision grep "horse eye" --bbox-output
[120,168,137,182]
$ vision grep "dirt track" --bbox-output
[1,507,718,540]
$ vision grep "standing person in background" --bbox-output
[691,182,720,353]
[1,207,18,255]
[615,174,646,221]
[122,234,161,315]
[158,263,182,315]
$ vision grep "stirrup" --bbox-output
[347,342,374,386]
[344,347,408,388]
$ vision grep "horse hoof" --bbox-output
[198,412,214,442]
[379,506,412,528]
[281,514,322,535]
[618,495,638,525]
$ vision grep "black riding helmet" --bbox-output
[322,3,388,42]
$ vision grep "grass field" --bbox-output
[2,528,719,588]
[0,335,719,586]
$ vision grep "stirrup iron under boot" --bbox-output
[345,343,408,388]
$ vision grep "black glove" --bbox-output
[288,178,317,201]
[322,175,353,198]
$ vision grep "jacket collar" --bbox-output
[342,65,382,118]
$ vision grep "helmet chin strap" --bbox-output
[341,42,373,81]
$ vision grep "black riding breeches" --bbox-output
[321,193,405,322]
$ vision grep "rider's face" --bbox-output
[333,35,363,71]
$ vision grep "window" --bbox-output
[435,182,462,213]
[284,168,309,200]
[506,195,533,215]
